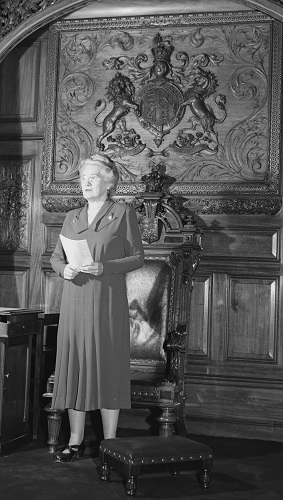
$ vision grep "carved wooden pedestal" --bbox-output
[44,404,65,454]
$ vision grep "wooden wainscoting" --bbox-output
[185,213,283,441]
[0,28,48,310]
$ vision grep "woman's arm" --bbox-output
[102,206,144,276]
[50,213,71,278]
[50,238,67,278]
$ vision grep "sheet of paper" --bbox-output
[0,307,31,313]
[60,235,93,268]
[0,307,28,312]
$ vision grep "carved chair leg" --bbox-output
[126,475,138,496]
[157,405,176,436]
[174,396,188,437]
[44,403,65,454]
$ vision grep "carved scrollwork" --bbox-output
[188,24,270,64]
[227,25,270,64]
[55,72,95,180]
[182,249,201,287]
[225,115,268,180]
[0,160,30,250]
[61,33,99,72]
[167,248,201,287]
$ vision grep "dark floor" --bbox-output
[0,416,282,500]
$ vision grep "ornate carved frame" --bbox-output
[42,11,282,215]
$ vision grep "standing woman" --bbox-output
[50,153,144,463]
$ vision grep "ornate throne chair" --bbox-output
[43,179,204,450]
[127,189,202,438]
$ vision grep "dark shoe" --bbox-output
[53,441,85,463]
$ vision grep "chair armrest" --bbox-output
[43,371,55,398]
[163,324,187,384]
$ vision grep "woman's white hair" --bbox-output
[79,153,119,194]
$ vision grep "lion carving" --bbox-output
[94,72,140,150]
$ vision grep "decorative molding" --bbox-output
[1,1,283,64]
[0,160,31,251]
[0,2,283,43]
[42,194,282,216]
[42,196,86,212]
[183,197,282,215]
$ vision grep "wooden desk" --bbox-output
[0,309,43,455]
[43,312,60,328]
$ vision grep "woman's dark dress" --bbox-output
[50,200,144,411]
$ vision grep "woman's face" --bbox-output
[80,161,109,202]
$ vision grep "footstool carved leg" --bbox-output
[126,475,137,496]
[44,404,65,454]
[100,463,111,482]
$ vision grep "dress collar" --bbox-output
[74,199,115,233]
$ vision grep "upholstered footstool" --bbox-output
[99,435,213,496]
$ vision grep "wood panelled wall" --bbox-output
[0,29,47,310]
[186,214,283,440]
[0,25,283,442]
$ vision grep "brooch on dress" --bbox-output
[107,214,114,221]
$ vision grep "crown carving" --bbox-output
[151,33,174,63]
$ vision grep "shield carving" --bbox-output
[137,80,185,147]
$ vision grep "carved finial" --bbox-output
[141,163,169,192]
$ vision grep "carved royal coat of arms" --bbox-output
[94,33,227,156]
[43,14,281,215]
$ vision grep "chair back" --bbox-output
[128,192,202,376]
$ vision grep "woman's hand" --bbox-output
[80,262,104,276]
[63,264,80,280]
